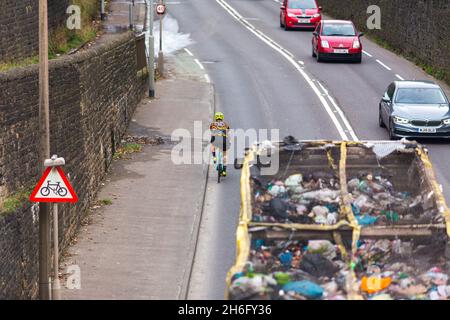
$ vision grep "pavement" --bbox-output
[61,53,213,299]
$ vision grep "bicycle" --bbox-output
[40,180,68,197]
[215,147,224,183]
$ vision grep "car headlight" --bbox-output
[321,40,330,48]
[312,13,321,18]
[393,116,410,124]
[443,119,450,125]
[353,40,360,49]
[287,13,297,18]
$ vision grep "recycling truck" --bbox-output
[227,138,450,300]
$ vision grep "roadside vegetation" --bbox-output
[98,198,113,206]
[113,143,143,160]
[0,187,34,216]
[368,34,449,86]
[0,0,100,72]
[49,0,99,56]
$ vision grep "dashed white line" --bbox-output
[362,50,373,57]
[184,48,194,56]
[216,0,357,141]
[204,74,211,83]
[194,58,205,70]
[298,60,305,66]
[376,59,392,71]
[396,74,405,81]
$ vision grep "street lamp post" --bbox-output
[147,0,155,97]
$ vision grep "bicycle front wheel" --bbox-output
[58,187,68,197]
[217,164,222,183]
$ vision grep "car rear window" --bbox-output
[395,88,448,104]
[322,23,356,36]
[288,0,317,9]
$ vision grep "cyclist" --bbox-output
[209,112,230,176]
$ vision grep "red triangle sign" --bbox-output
[30,167,78,203]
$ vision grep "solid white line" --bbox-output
[216,0,356,141]
[362,50,373,57]
[184,48,194,56]
[317,82,359,141]
[396,74,405,81]
[376,59,392,71]
[194,58,205,70]
[205,74,211,83]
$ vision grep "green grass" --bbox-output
[113,143,143,160]
[49,0,99,56]
[0,0,99,72]
[0,187,34,216]
[0,56,39,72]
[98,198,113,206]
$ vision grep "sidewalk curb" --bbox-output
[179,82,216,299]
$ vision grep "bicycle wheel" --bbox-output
[40,187,50,197]
[58,187,68,197]
[218,164,223,183]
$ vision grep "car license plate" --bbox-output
[298,19,310,24]
[419,128,436,133]
[333,49,349,54]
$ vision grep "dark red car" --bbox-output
[312,20,364,63]
[280,0,322,30]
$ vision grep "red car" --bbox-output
[280,0,322,30]
[312,20,364,63]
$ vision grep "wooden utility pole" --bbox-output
[38,0,51,300]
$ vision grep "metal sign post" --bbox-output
[100,0,106,20]
[52,201,61,300]
[147,0,155,97]
[156,1,166,76]
[31,155,78,300]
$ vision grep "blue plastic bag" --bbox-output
[283,281,324,299]
[278,251,293,267]
[356,215,378,226]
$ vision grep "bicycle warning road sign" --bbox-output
[30,167,78,203]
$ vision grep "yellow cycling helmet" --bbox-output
[214,112,224,121]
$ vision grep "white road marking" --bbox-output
[396,74,405,81]
[194,58,205,70]
[205,74,211,83]
[216,0,358,141]
[376,59,392,71]
[298,60,305,66]
[316,82,359,141]
[362,50,373,57]
[184,48,194,56]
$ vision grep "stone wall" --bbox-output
[0,32,148,299]
[319,0,450,84]
[0,0,71,62]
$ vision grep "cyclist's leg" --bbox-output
[211,136,216,163]
[222,138,227,176]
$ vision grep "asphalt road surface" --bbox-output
[167,0,450,299]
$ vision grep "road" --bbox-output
[166,0,450,299]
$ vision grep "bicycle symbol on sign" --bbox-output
[40,180,68,197]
